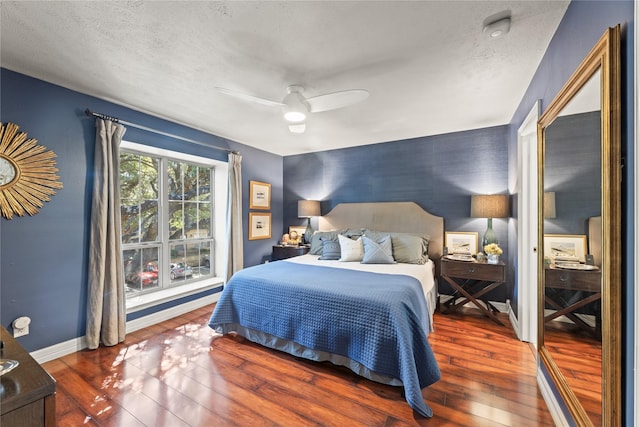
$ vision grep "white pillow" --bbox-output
[338,234,364,262]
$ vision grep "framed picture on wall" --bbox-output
[445,231,478,255]
[249,180,271,210]
[249,212,272,240]
[543,234,587,263]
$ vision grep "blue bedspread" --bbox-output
[208,261,441,417]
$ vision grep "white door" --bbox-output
[516,101,540,345]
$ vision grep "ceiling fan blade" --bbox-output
[215,87,283,108]
[306,89,369,113]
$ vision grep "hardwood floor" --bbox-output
[42,305,555,426]
[544,321,602,426]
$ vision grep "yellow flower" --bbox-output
[484,243,503,255]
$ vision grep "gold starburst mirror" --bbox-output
[0,122,63,219]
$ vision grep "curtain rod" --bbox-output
[84,109,239,155]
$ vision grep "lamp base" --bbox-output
[482,218,498,251]
[304,218,314,244]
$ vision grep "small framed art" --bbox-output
[249,180,271,210]
[249,212,272,240]
[445,231,478,255]
[543,234,587,262]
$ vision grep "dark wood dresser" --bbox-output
[1,326,56,426]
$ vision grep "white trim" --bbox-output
[126,292,220,333]
[516,100,541,344]
[126,279,223,313]
[538,370,571,427]
[634,1,639,425]
[30,293,220,364]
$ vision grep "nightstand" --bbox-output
[544,266,601,337]
[272,245,310,261]
[440,257,506,325]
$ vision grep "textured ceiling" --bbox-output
[1,1,569,156]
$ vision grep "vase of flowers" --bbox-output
[484,243,503,264]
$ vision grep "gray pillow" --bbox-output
[391,234,429,264]
[361,235,395,264]
[318,239,341,260]
[309,230,345,255]
[364,229,429,264]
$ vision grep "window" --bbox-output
[119,141,227,309]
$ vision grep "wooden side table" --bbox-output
[440,257,506,325]
[272,245,310,261]
[1,326,56,426]
[544,266,602,337]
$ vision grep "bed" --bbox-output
[208,202,443,417]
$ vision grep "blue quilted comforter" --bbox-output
[208,261,440,417]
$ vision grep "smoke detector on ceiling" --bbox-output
[483,13,511,39]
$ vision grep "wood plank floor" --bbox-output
[42,305,556,426]
[544,321,602,426]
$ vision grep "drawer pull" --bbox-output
[468,268,475,273]
[560,275,568,282]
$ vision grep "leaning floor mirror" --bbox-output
[537,26,621,426]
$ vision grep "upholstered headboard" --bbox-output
[318,202,444,261]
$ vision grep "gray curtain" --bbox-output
[225,152,243,282]
[86,119,126,349]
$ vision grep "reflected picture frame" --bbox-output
[445,231,478,255]
[249,212,272,240]
[543,234,587,263]
[249,180,271,210]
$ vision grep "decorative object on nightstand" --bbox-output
[483,243,503,264]
[470,194,510,249]
[298,200,320,244]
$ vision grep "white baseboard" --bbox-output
[538,370,570,427]
[508,303,523,340]
[31,293,219,364]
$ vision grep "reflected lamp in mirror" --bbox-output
[544,192,557,219]
[470,194,510,248]
[298,200,320,244]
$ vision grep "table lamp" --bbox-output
[298,200,320,244]
[470,194,510,249]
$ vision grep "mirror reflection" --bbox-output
[542,69,602,425]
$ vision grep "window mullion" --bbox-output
[159,158,169,287]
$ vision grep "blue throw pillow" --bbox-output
[361,235,395,264]
[319,239,341,260]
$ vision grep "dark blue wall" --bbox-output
[0,69,283,351]
[544,111,601,235]
[283,125,511,297]
[507,0,634,423]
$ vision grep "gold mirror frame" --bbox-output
[537,26,621,426]
[0,122,63,219]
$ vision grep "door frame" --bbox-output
[515,100,540,345]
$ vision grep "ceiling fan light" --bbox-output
[289,123,306,134]
[283,88,308,122]
[284,110,306,122]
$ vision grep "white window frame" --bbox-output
[121,140,228,313]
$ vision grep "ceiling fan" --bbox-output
[215,85,369,133]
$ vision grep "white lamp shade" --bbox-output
[544,192,557,219]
